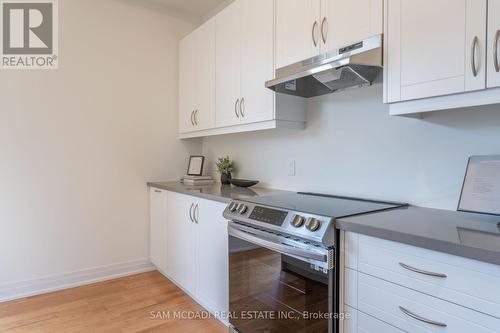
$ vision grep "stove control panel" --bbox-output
[223,200,334,246]
[248,206,288,226]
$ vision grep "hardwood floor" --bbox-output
[0,271,228,333]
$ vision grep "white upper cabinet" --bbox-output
[179,0,308,138]
[276,0,382,69]
[216,0,275,128]
[215,1,242,128]
[488,0,500,88]
[240,0,275,124]
[385,0,487,104]
[179,18,216,133]
[320,0,382,52]
[276,0,321,68]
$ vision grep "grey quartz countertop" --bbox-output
[336,206,500,265]
[148,181,290,204]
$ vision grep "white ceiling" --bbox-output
[151,0,230,22]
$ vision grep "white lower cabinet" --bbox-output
[344,306,403,333]
[357,272,500,333]
[342,231,500,333]
[149,188,229,317]
[166,191,197,295]
[195,198,229,314]
[150,187,168,274]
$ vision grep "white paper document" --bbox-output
[459,156,500,215]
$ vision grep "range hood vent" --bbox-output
[265,35,383,98]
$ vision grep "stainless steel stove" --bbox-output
[224,192,405,333]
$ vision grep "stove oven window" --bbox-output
[229,236,331,333]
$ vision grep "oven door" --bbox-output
[228,223,336,333]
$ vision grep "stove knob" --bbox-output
[306,218,322,232]
[228,202,238,212]
[290,215,305,228]
[237,204,248,215]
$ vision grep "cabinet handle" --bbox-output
[193,204,199,224]
[321,17,328,44]
[399,262,447,278]
[399,306,447,327]
[234,98,240,118]
[189,203,194,222]
[240,97,245,117]
[471,36,479,77]
[154,189,162,193]
[494,30,499,73]
[194,109,199,126]
[190,110,195,126]
[312,21,318,47]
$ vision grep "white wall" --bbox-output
[0,0,199,289]
[202,84,500,210]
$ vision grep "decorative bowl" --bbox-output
[229,179,259,188]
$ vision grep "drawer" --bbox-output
[345,232,500,318]
[357,272,500,333]
[343,306,404,333]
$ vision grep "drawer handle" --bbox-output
[399,306,447,327]
[399,262,447,278]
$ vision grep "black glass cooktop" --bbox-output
[241,192,407,218]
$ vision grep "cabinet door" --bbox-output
[240,0,275,124]
[488,0,500,88]
[276,0,321,69]
[150,188,168,274]
[386,0,487,103]
[179,19,216,133]
[179,33,197,133]
[216,1,242,128]
[320,0,382,52]
[193,18,216,131]
[195,199,229,314]
[166,191,196,295]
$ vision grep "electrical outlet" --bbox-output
[288,160,296,177]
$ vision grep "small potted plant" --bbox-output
[216,156,235,185]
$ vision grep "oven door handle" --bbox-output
[228,225,328,262]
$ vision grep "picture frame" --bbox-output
[187,156,205,176]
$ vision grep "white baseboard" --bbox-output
[0,259,155,302]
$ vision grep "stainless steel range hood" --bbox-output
[265,34,383,98]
